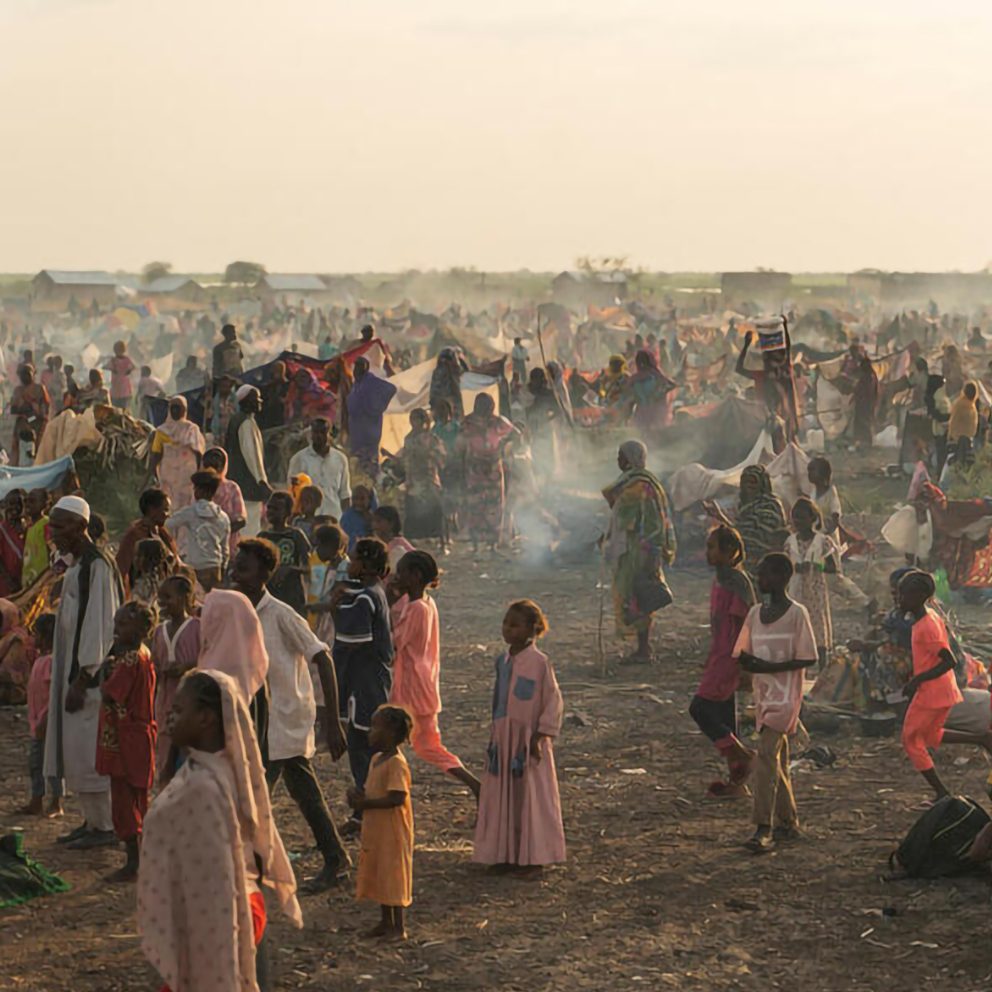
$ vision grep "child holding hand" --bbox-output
[473,600,565,877]
[734,553,818,853]
[348,704,415,942]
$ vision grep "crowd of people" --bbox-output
[7,293,992,988]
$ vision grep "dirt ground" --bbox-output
[3,476,992,991]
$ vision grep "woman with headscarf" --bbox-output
[942,344,965,400]
[456,393,517,551]
[198,588,270,757]
[285,367,337,424]
[323,357,354,440]
[0,598,35,705]
[198,589,269,710]
[149,396,206,511]
[137,669,301,992]
[346,357,398,485]
[734,465,788,577]
[602,440,677,663]
[624,349,677,437]
[429,348,467,421]
[708,465,788,579]
[851,355,879,448]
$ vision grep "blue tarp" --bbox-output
[0,456,74,499]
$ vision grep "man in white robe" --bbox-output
[44,495,123,848]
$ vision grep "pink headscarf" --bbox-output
[138,669,301,992]
[198,589,268,704]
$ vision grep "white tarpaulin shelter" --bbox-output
[668,437,810,512]
[379,359,499,455]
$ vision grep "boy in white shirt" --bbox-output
[734,553,818,853]
[165,470,231,592]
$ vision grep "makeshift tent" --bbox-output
[655,396,767,477]
[379,359,499,455]
[668,439,810,513]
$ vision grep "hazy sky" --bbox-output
[3,0,991,274]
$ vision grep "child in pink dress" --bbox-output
[689,525,756,798]
[389,550,480,797]
[473,599,565,876]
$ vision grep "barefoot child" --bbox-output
[473,600,565,876]
[784,496,839,668]
[689,525,756,798]
[898,569,964,800]
[20,613,63,817]
[734,553,818,853]
[152,574,200,777]
[96,601,157,881]
[390,550,481,797]
[348,704,415,941]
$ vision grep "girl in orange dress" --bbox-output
[347,704,414,941]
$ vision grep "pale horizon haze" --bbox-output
[2,0,991,275]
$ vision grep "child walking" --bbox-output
[784,496,839,667]
[19,613,63,817]
[96,601,157,882]
[347,704,415,942]
[152,574,200,777]
[898,569,964,801]
[332,537,395,834]
[473,600,565,876]
[734,553,818,853]
[390,550,480,796]
[689,525,756,799]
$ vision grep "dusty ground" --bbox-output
[3,475,992,991]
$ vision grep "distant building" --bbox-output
[847,271,992,309]
[31,270,120,310]
[255,274,329,299]
[141,275,207,304]
[552,270,628,307]
[719,271,793,309]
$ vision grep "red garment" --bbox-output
[910,610,964,709]
[96,646,157,789]
[159,892,266,992]
[696,580,751,701]
[902,699,953,772]
[110,777,148,841]
[0,522,24,596]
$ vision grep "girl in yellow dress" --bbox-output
[348,704,414,941]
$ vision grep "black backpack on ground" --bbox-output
[890,795,990,879]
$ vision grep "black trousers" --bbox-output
[689,694,736,744]
[265,754,347,868]
[346,724,375,819]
